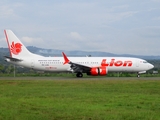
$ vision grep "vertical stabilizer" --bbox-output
[4,30,32,58]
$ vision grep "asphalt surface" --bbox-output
[0,77,160,80]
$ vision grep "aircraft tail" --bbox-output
[4,30,32,58]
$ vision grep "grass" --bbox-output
[0,77,159,120]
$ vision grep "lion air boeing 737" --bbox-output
[4,30,154,77]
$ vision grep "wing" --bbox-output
[62,52,91,73]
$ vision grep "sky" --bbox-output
[0,0,160,55]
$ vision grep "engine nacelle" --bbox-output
[87,66,108,76]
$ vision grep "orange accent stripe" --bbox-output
[4,30,12,57]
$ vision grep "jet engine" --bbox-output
[87,66,108,76]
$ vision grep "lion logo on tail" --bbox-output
[10,42,22,55]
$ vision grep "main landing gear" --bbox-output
[137,74,140,78]
[76,72,83,78]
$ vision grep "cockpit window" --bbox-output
[143,61,148,63]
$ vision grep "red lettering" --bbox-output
[101,59,109,66]
[123,61,132,66]
[101,59,132,67]
[114,61,123,66]
[110,59,115,66]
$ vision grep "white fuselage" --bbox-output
[4,29,154,77]
[6,56,154,73]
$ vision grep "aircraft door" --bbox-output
[136,60,139,67]
[31,59,35,68]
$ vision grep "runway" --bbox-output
[0,77,160,81]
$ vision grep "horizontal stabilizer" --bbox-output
[4,56,23,62]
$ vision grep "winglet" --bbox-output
[62,52,70,64]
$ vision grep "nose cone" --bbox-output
[148,64,154,70]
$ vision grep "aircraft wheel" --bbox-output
[137,74,140,78]
[76,72,83,78]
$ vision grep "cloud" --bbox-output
[109,11,138,22]
[21,36,44,48]
[133,26,160,38]
[21,37,34,43]
[0,6,14,18]
[68,32,83,40]
[0,3,23,18]
[0,1,160,55]
[152,0,160,2]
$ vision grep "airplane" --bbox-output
[4,29,154,78]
